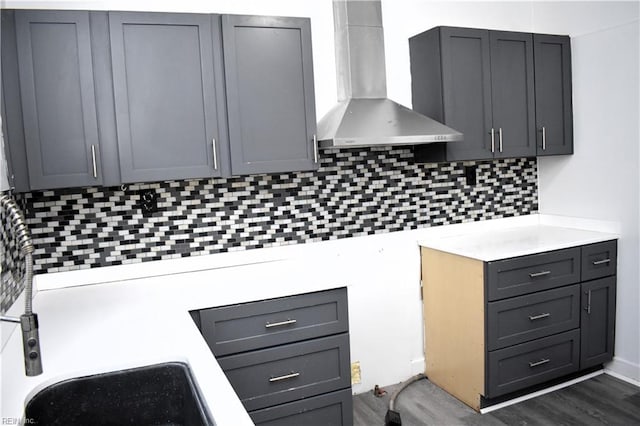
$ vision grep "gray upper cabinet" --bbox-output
[410,27,492,161]
[1,11,29,192]
[109,12,229,183]
[440,27,492,161]
[222,15,318,175]
[410,26,563,162]
[14,11,103,189]
[3,10,319,190]
[489,31,536,159]
[534,34,573,156]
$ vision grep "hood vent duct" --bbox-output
[317,0,463,148]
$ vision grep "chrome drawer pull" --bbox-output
[592,258,611,266]
[313,134,319,163]
[529,271,551,278]
[265,319,297,328]
[529,313,550,321]
[212,138,218,170]
[91,145,98,178]
[529,358,550,368]
[585,290,592,314]
[269,372,300,383]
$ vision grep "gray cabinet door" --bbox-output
[109,12,228,183]
[534,35,573,156]
[490,31,536,158]
[249,388,353,426]
[440,27,493,161]
[15,10,102,189]
[580,277,616,369]
[222,15,318,175]
[1,11,29,192]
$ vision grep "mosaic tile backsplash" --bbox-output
[1,147,538,312]
[1,203,26,313]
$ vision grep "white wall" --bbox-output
[534,2,640,381]
[1,121,9,191]
[382,0,534,108]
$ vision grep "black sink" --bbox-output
[24,362,213,425]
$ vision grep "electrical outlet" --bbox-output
[351,361,361,385]
[139,189,159,217]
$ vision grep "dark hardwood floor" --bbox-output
[353,373,640,425]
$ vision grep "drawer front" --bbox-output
[486,247,580,301]
[581,240,617,281]
[218,334,351,412]
[199,288,348,356]
[487,284,580,350]
[249,388,353,426]
[487,329,580,398]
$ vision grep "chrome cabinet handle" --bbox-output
[91,145,98,179]
[489,128,495,153]
[498,128,503,153]
[265,319,297,328]
[592,258,611,266]
[585,290,592,314]
[529,270,551,278]
[313,134,319,163]
[212,138,218,170]
[529,358,550,368]
[529,313,550,321]
[269,372,300,383]
[542,126,546,150]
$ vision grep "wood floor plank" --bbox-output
[489,400,559,426]
[563,382,640,425]
[585,374,639,399]
[352,374,640,426]
[624,392,640,408]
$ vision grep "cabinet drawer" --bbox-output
[249,388,353,426]
[581,240,617,281]
[199,288,348,356]
[487,284,580,350]
[486,247,580,301]
[487,329,580,397]
[218,334,351,412]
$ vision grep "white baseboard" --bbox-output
[480,370,604,414]
[605,356,640,385]
[410,357,425,376]
[605,370,640,388]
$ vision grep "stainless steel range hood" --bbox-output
[317,0,463,148]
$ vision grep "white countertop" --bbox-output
[0,213,620,424]
[0,257,346,425]
[418,224,618,261]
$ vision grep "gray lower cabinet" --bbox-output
[193,288,352,426]
[109,12,229,183]
[580,276,616,369]
[421,239,617,410]
[410,26,570,163]
[11,10,103,189]
[222,15,318,175]
[487,329,581,397]
[250,389,353,426]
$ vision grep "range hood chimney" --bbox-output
[317,0,463,148]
